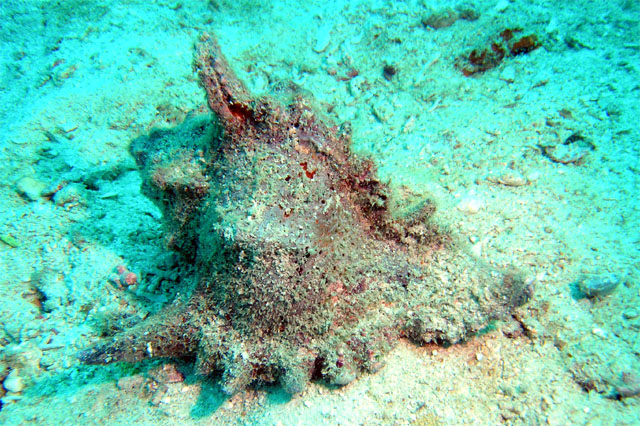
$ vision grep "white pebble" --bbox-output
[527,171,541,181]
[59,122,78,133]
[313,26,332,53]
[498,171,527,187]
[471,241,483,257]
[16,177,45,201]
[545,17,559,36]
[457,197,484,214]
[349,75,367,97]
[499,66,516,83]
[371,100,394,122]
[3,369,25,393]
[251,72,268,94]
[494,0,510,13]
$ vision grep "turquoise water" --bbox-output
[0,1,638,425]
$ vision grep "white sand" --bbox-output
[0,0,638,424]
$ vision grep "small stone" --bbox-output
[457,197,483,214]
[578,274,620,298]
[527,171,541,181]
[592,327,607,338]
[456,4,480,21]
[251,72,268,94]
[545,17,559,37]
[117,374,146,392]
[623,309,638,319]
[16,177,46,201]
[349,75,367,97]
[494,0,510,13]
[499,66,516,83]
[152,364,184,384]
[422,8,458,29]
[313,26,331,53]
[501,384,515,396]
[332,367,356,386]
[497,172,527,187]
[150,385,168,406]
[0,234,20,248]
[371,100,394,123]
[52,183,85,206]
[58,122,78,133]
[3,369,25,393]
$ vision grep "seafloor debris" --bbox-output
[2,369,25,394]
[382,64,398,81]
[487,170,529,187]
[538,132,595,165]
[422,8,459,29]
[421,4,479,30]
[79,33,532,395]
[111,265,138,289]
[0,234,20,248]
[577,274,621,299]
[16,176,46,202]
[457,28,540,76]
[615,372,640,399]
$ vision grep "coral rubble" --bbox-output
[79,33,531,394]
[457,28,540,76]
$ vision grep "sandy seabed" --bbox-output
[0,0,638,425]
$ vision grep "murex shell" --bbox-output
[79,33,531,394]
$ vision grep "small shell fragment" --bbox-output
[313,26,331,53]
[3,369,25,393]
[578,274,620,298]
[487,171,527,187]
[457,197,484,214]
[497,172,527,187]
[0,234,20,248]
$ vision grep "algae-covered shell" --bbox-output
[578,274,620,298]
